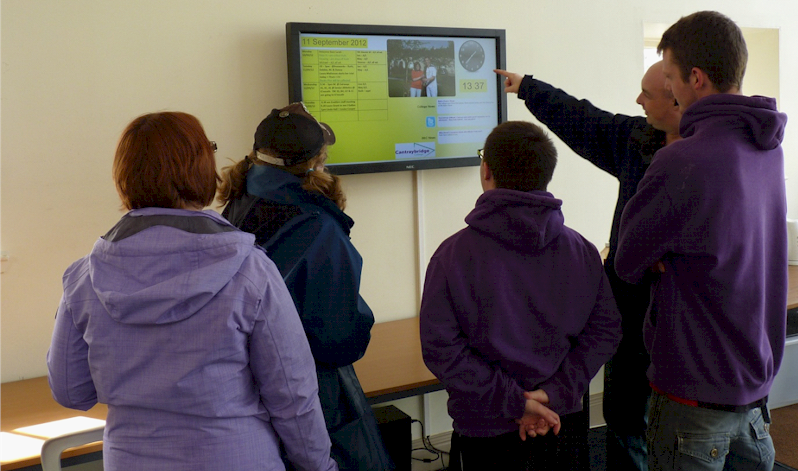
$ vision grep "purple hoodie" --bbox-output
[47,208,337,471]
[420,189,621,437]
[616,94,788,406]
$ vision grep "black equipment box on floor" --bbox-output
[373,405,411,471]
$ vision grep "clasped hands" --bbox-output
[516,389,561,441]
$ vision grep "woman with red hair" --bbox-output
[47,111,336,471]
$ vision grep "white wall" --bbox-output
[3,0,797,436]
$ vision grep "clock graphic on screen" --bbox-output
[459,40,485,72]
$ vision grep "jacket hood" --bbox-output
[88,208,257,325]
[465,189,564,253]
[245,164,354,233]
[681,94,787,151]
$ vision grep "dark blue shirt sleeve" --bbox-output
[517,75,641,179]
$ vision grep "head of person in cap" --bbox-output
[217,102,345,210]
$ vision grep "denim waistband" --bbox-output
[650,382,768,413]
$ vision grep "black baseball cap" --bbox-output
[253,102,335,167]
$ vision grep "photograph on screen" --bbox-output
[387,40,456,98]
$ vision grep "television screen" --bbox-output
[286,22,507,174]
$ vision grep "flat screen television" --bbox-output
[286,22,507,175]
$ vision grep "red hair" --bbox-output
[113,112,218,210]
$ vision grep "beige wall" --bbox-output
[2,0,797,435]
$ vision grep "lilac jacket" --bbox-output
[47,208,337,471]
[616,94,788,406]
[420,189,621,437]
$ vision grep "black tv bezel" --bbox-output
[285,22,507,175]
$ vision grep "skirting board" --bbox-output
[589,392,606,428]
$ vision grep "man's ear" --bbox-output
[480,160,497,191]
[481,160,493,181]
[691,67,715,93]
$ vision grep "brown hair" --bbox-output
[113,112,218,210]
[217,146,346,210]
[483,121,557,192]
[657,11,747,93]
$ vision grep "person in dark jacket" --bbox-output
[617,11,786,471]
[420,121,622,470]
[494,62,681,471]
[218,102,393,471]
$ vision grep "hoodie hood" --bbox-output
[681,94,787,151]
[245,164,354,233]
[465,188,564,253]
[88,208,257,325]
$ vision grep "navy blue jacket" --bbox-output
[223,165,392,471]
[225,165,373,368]
[517,76,663,342]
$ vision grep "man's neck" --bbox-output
[697,85,740,101]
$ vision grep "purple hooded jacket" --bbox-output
[47,208,337,471]
[420,189,621,437]
[616,94,788,406]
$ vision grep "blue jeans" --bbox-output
[647,392,775,471]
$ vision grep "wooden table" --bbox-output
[788,265,798,310]
[1,377,107,470]
[354,316,442,404]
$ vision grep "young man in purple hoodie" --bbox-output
[615,11,788,471]
[420,121,622,470]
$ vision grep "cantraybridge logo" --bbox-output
[395,142,435,159]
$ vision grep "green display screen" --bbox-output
[287,23,507,174]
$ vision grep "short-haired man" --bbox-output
[615,11,788,471]
[424,57,437,97]
[495,61,681,471]
[420,121,622,470]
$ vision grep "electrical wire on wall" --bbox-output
[410,419,449,470]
